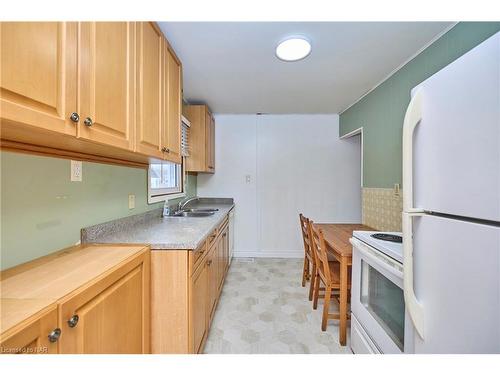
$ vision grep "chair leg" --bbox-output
[321,285,332,331]
[308,264,316,301]
[301,257,309,287]
[312,273,320,310]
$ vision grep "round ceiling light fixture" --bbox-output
[275,37,311,62]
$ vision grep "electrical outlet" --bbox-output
[394,183,400,196]
[128,194,135,209]
[71,160,82,182]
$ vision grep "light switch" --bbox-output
[71,160,82,182]
[128,194,135,209]
[245,175,251,183]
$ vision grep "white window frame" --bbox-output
[147,158,186,204]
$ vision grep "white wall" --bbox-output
[197,114,361,258]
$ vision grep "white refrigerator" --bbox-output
[402,31,500,353]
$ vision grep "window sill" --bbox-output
[148,192,186,204]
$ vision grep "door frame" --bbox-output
[339,126,363,188]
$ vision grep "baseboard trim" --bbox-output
[234,251,303,259]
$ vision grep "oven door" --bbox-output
[350,237,405,354]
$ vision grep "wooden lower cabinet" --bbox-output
[207,243,219,324]
[0,305,59,354]
[0,244,150,355]
[59,264,149,354]
[150,214,231,354]
[190,259,208,354]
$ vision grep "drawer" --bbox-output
[218,216,229,234]
[207,229,218,249]
[192,240,208,271]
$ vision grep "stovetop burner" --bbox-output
[371,233,403,243]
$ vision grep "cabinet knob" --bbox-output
[48,328,62,343]
[206,259,212,266]
[84,117,93,127]
[70,112,80,123]
[67,314,79,328]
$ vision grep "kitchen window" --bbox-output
[147,159,185,203]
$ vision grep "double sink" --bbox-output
[170,208,219,217]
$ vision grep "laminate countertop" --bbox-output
[81,199,234,250]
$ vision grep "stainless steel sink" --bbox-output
[172,211,215,217]
[182,208,219,213]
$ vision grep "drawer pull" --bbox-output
[67,314,79,328]
[48,328,61,343]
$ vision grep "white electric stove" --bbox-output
[349,231,406,354]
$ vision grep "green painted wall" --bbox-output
[0,151,197,270]
[339,22,500,188]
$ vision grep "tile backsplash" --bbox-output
[362,187,403,232]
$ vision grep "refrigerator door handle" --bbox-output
[402,89,424,213]
[402,212,425,339]
[402,89,425,339]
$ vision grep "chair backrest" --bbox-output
[299,214,313,259]
[309,221,331,284]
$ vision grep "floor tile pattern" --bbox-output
[204,258,351,354]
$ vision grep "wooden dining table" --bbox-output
[312,223,373,346]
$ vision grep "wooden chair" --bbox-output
[299,214,313,295]
[309,221,351,331]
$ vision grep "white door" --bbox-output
[412,32,500,221]
[410,214,500,353]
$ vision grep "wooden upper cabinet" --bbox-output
[208,113,215,172]
[162,43,182,164]
[135,22,163,159]
[0,22,77,136]
[0,22,183,167]
[184,104,215,173]
[78,22,135,150]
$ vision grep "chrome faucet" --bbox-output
[178,196,199,212]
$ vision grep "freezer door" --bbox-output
[412,32,500,221]
[411,214,500,353]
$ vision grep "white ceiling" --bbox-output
[158,22,453,114]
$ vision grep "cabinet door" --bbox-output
[190,262,208,353]
[135,22,163,159]
[163,44,182,164]
[207,246,218,323]
[209,114,216,171]
[222,228,229,274]
[217,236,225,290]
[184,105,207,172]
[78,22,134,150]
[59,261,150,354]
[205,110,215,171]
[0,306,59,354]
[0,22,77,136]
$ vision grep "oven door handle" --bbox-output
[349,237,403,280]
